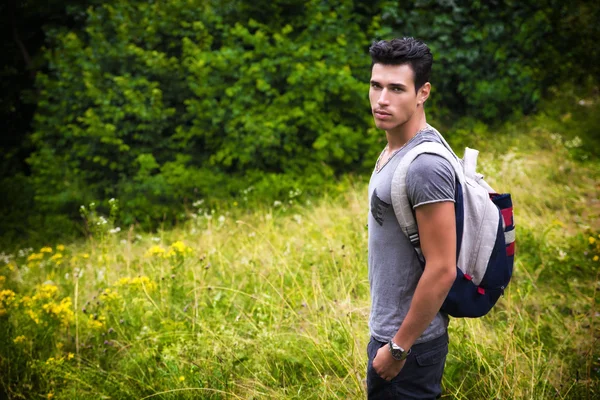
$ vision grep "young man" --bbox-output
[366,38,457,399]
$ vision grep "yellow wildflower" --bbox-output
[115,277,131,286]
[145,245,166,258]
[167,241,193,257]
[42,297,74,327]
[82,253,90,259]
[88,315,106,330]
[27,253,44,262]
[50,253,63,262]
[115,276,156,291]
[0,276,5,287]
[13,335,27,344]
[20,296,32,307]
[0,289,16,300]
[590,237,597,245]
[179,376,185,382]
[100,288,121,302]
[0,289,16,316]
[26,309,40,324]
[594,255,599,262]
[47,392,54,399]
[34,284,59,300]
[67,352,75,360]
[170,241,188,253]
[131,276,156,291]
[57,245,66,252]
[7,261,16,271]
[40,247,53,253]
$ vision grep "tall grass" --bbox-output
[1,129,598,399]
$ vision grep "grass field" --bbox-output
[1,124,599,399]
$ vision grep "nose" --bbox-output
[377,89,390,106]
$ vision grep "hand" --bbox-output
[372,345,406,381]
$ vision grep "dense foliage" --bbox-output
[379,0,600,120]
[2,0,599,243]
[26,0,380,235]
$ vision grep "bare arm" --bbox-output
[392,201,456,349]
[373,201,457,380]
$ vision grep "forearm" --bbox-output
[392,263,455,350]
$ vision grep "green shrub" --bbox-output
[28,0,379,231]
[22,0,600,240]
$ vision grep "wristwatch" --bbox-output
[388,340,411,361]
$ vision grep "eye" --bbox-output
[392,87,404,93]
[370,82,381,89]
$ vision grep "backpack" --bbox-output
[390,128,515,318]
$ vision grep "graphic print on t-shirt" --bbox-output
[370,188,390,226]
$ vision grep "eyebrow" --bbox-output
[370,80,408,89]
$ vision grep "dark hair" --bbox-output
[369,37,433,92]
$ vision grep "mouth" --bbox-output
[374,109,392,118]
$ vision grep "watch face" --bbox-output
[389,341,408,361]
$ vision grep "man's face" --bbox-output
[369,63,426,133]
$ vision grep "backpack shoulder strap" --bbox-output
[391,142,464,252]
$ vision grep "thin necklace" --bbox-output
[375,125,429,172]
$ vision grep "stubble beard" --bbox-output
[375,115,409,134]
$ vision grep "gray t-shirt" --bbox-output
[368,126,455,344]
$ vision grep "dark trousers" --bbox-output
[366,332,449,399]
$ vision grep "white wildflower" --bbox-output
[97,268,105,282]
[565,136,582,148]
[0,252,13,264]
[18,248,33,257]
[549,133,562,143]
[289,188,302,198]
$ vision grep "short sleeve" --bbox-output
[406,153,456,209]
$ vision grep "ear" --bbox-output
[418,82,431,105]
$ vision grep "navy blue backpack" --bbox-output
[391,130,515,318]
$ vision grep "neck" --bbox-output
[386,111,428,151]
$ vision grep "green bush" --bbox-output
[22,0,600,239]
[28,0,379,230]
[376,0,599,121]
